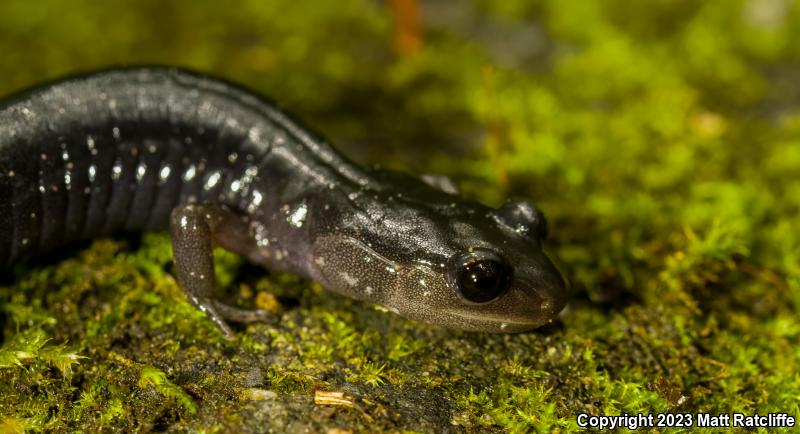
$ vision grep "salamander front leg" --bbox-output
[170,204,272,339]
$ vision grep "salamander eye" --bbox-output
[447,249,512,304]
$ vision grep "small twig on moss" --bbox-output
[314,390,355,407]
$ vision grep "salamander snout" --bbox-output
[431,199,567,332]
[518,251,568,323]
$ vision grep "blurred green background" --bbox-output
[1,0,799,432]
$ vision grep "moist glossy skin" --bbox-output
[0,67,567,338]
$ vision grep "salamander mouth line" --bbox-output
[444,308,542,327]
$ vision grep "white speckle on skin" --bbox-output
[250,222,270,248]
[248,127,261,142]
[232,167,259,199]
[228,152,238,163]
[288,204,308,228]
[136,163,147,181]
[500,323,509,330]
[112,161,122,180]
[341,272,359,286]
[205,171,221,190]
[385,266,396,274]
[422,290,431,297]
[159,165,171,184]
[247,190,263,213]
[365,286,374,295]
[183,165,196,182]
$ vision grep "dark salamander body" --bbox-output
[0,68,567,337]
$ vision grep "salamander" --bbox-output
[0,67,567,338]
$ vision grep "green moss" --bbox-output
[0,327,83,377]
[1,0,800,432]
[138,366,197,415]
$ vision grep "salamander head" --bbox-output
[310,186,568,332]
